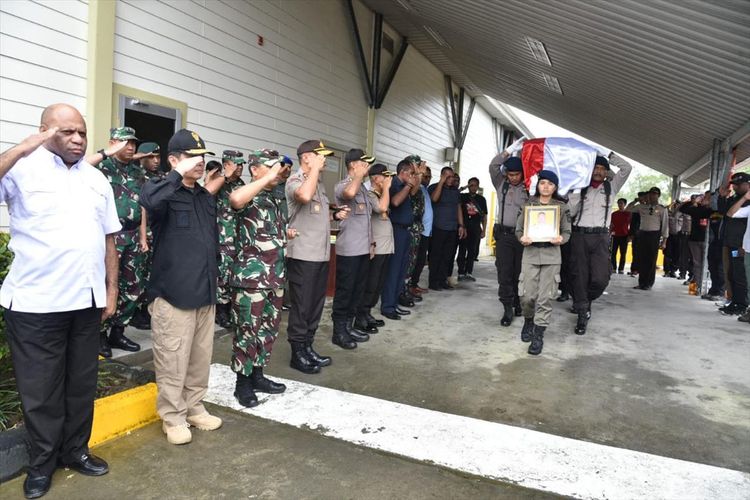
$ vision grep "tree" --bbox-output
[617,169,672,204]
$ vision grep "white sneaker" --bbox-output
[186,412,223,431]
[162,423,192,445]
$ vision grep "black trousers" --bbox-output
[637,230,661,288]
[678,233,691,277]
[494,227,523,306]
[707,240,725,295]
[726,247,748,307]
[410,235,430,287]
[359,254,390,316]
[559,241,572,295]
[429,228,458,288]
[662,234,680,274]
[332,254,370,322]
[5,305,101,477]
[457,224,482,275]
[610,235,628,272]
[630,234,640,272]
[286,258,329,343]
[570,232,611,311]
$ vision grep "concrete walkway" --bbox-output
[2,258,748,499]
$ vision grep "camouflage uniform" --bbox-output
[405,184,425,285]
[97,155,145,331]
[229,187,287,375]
[216,178,245,305]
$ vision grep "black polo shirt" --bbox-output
[140,170,219,309]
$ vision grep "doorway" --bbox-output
[118,95,182,172]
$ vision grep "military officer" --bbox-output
[286,140,349,373]
[402,155,426,306]
[627,186,669,291]
[208,150,246,328]
[226,150,288,407]
[567,153,632,334]
[88,126,144,356]
[331,148,375,349]
[489,139,529,327]
[132,142,163,330]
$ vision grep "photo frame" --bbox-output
[522,205,561,242]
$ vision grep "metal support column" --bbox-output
[700,139,722,295]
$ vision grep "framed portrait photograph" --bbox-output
[522,205,561,242]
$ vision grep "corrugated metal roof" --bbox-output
[360,0,750,184]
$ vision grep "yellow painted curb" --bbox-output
[89,383,159,447]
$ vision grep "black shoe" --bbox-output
[411,293,423,303]
[556,293,569,302]
[521,318,535,342]
[442,282,455,290]
[305,341,332,367]
[234,372,259,407]
[574,310,590,335]
[500,304,513,327]
[528,326,545,355]
[250,367,286,394]
[382,311,401,320]
[366,313,385,327]
[129,307,151,330]
[23,474,51,499]
[513,305,522,317]
[332,321,357,349]
[59,452,109,476]
[215,302,232,328]
[347,327,370,343]
[354,317,378,334]
[108,326,140,352]
[568,305,578,314]
[99,333,112,358]
[720,303,745,316]
[398,294,415,307]
[290,343,321,373]
[632,285,651,290]
[395,307,411,315]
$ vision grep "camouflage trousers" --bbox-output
[230,287,283,376]
[217,245,236,305]
[404,225,422,286]
[102,228,147,332]
[137,237,153,308]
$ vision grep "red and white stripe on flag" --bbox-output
[520,137,598,196]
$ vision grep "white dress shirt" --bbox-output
[731,205,750,252]
[0,146,121,313]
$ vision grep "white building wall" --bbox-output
[372,46,453,169]
[112,0,369,158]
[458,104,501,256]
[0,0,89,228]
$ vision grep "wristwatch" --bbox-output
[98,149,107,161]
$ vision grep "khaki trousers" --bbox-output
[519,262,560,328]
[149,297,215,427]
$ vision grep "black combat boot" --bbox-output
[556,291,570,302]
[366,312,385,328]
[250,367,286,394]
[234,372,259,407]
[290,342,321,374]
[500,303,514,327]
[305,340,332,367]
[354,316,378,334]
[130,305,152,330]
[521,318,535,342]
[333,320,358,349]
[398,293,415,307]
[108,325,140,352]
[215,303,232,328]
[574,310,591,335]
[345,318,369,343]
[528,325,545,355]
[99,332,112,358]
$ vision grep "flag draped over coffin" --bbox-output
[520,137,598,196]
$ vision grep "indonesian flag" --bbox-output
[521,137,598,196]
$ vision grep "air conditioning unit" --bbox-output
[444,147,459,162]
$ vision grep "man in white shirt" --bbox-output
[727,187,750,323]
[0,104,121,499]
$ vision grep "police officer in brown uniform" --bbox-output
[285,140,349,374]
[567,153,632,334]
[627,187,669,290]
[331,149,375,349]
[489,145,529,327]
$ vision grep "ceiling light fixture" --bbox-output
[423,25,451,48]
[542,73,563,95]
[525,36,552,66]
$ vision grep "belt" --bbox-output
[494,224,516,235]
[392,222,411,229]
[120,220,140,231]
[532,242,553,248]
[638,230,660,234]
[572,226,608,234]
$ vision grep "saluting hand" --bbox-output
[175,155,204,176]
[20,126,59,155]
[504,136,526,156]
[264,162,283,182]
[104,140,130,158]
[383,175,393,189]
